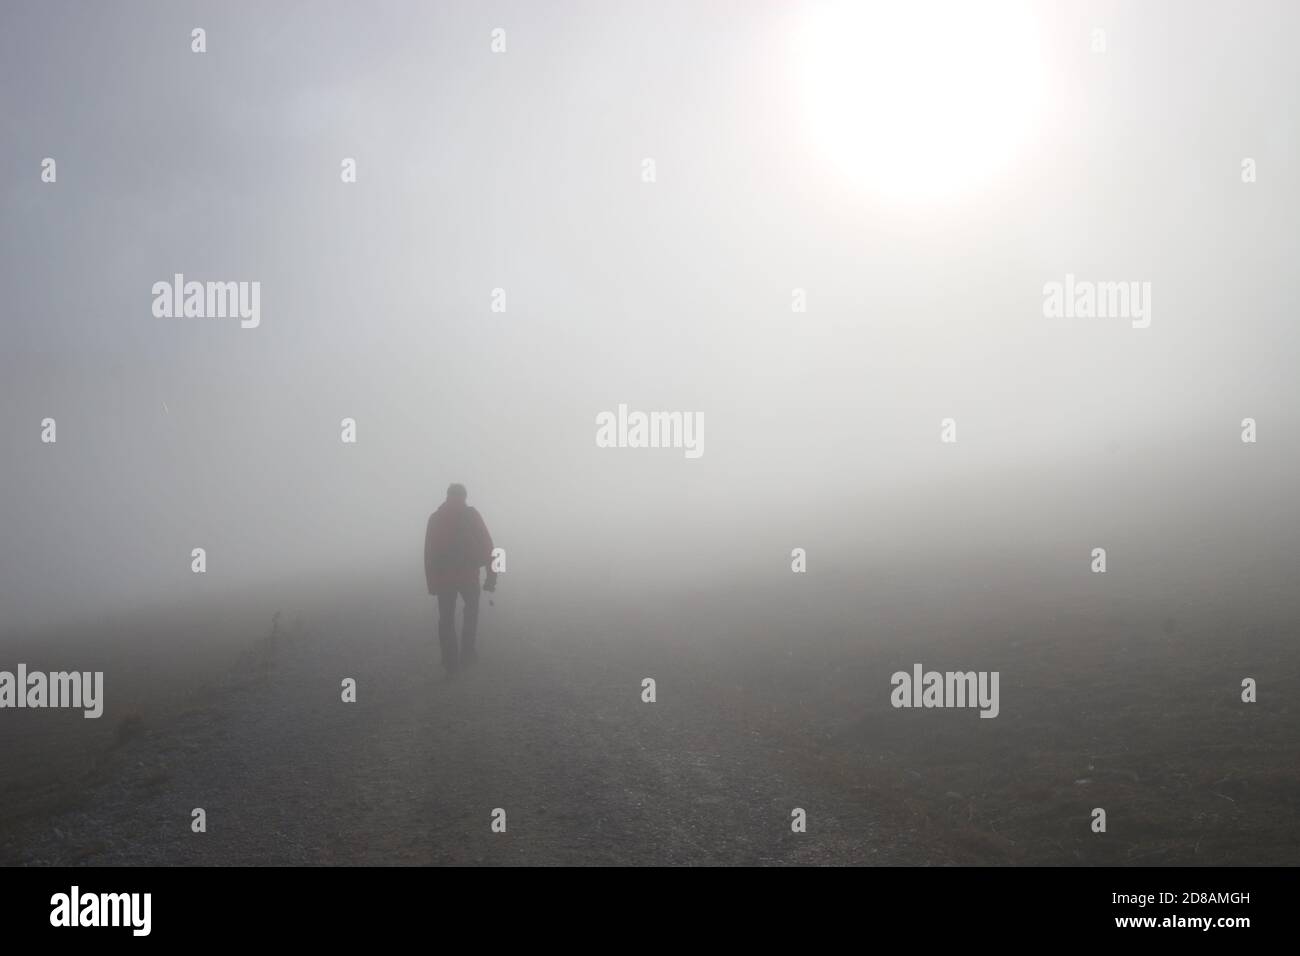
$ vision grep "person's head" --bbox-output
[446,483,468,505]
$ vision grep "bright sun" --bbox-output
[795,1,1046,204]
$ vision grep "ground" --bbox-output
[2,579,1296,866]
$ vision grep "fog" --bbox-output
[2,0,1298,637]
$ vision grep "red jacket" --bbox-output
[424,501,494,592]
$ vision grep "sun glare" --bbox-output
[795,1,1047,204]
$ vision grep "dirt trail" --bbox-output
[6,605,920,866]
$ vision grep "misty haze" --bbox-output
[1,0,1298,869]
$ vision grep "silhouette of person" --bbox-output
[424,483,497,673]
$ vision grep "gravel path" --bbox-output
[7,600,921,866]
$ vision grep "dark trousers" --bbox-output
[437,582,480,668]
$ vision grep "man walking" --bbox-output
[424,483,497,674]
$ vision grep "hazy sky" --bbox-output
[3,0,1298,632]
